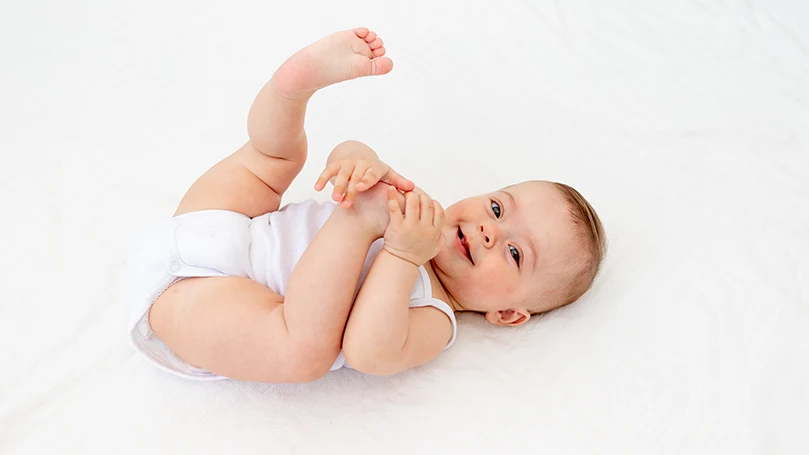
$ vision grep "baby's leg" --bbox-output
[150,29,392,382]
[174,27,391,218]
[151,208,377,382]
[249,27,391,157]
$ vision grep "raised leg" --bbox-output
[247,27,393,161]
[173,28,392,217]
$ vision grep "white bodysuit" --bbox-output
[127,200,457,380]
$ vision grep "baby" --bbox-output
[128,28,606,383]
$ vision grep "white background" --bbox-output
[1,0,808,454]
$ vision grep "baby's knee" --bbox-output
[281,345,339,382]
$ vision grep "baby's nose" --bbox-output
[479,224,495,247]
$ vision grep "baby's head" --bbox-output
[431,180,606,326]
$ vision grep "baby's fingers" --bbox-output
[419,193,433,221]
[381,169,415,193]
[342,163,371,207]
[432,200,444,227]
[331,165,354,202]
[387,187,404,224]
[355,168,379,192]
[404,192,420,223]
[314,163,341,191]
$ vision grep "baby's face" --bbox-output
[430,181,581,324]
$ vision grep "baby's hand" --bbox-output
[314,155,414,208]
[383,187,445,267]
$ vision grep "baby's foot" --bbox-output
[349,183,407,239]
[272,28,393,99]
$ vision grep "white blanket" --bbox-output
[1,0,807,453]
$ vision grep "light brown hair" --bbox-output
[548,181,607,310]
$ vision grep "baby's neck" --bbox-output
[423,260,463,312]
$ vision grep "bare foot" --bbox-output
[272,28,393,99]
[347,183,407,239]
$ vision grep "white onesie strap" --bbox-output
[408,299,457,349]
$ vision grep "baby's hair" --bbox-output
[545,181,607,311]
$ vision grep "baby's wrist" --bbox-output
[381,245,422,268]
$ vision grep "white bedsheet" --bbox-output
[1,0,807,453]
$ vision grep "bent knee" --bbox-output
[293,348,339,381]
[267,345,339,383]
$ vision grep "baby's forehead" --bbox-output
[497,181,562,206]
[501,179,550,193]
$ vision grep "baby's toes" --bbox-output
[369,38,383,50]
[353,27,370,39]
[370,56,393,75]
[363,31,377,43]
[373,47,386,58]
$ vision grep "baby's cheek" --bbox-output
[474,271,514,294]
[499,277,522,297]
[497,283,519,298]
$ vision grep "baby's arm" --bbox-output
[342,250,452,375]
[342,190,452,375]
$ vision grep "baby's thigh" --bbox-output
[149,276,335,383]
[174,142,302,218]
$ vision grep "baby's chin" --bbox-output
[432,245,462,276]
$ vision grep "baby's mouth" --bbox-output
[458,227,474,264]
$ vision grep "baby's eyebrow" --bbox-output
[501,190,538,274]
[502,189,517,209]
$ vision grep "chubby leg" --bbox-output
[150,207,378,382]
[174,27,392,217]
[150,28,393,382]
[249,26,392,158]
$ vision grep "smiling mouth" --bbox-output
[458,227,474,264]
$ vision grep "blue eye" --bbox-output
[509,245,521,265]
[491,200,501,218]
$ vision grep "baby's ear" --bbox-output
[485,309,531,327]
